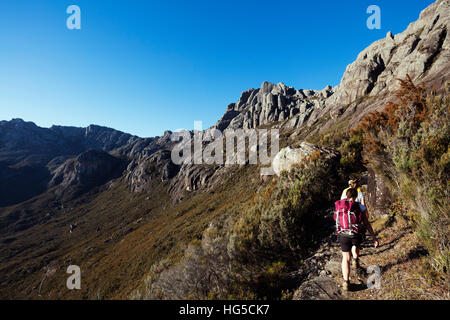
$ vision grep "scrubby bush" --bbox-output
[228,152,338,263]
[353,76,449,277]
[338,130,365,176]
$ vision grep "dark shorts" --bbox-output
[338,234,363,252]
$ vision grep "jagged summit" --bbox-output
[213,81,334,131]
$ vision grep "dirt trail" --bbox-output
[293,215,449,300]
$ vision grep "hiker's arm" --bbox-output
[358,190,366,206]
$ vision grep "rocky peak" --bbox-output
[212,81,334,131]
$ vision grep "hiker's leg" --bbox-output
[351,245,359,259]
[341,251,351,281]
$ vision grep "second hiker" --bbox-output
[341,179,365,206]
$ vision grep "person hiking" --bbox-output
[334,188,378,291]
[341,179,365,206]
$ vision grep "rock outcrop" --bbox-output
[125,150,180,193]
[212,82,332,131]
[166,163,235,202]
[210,0,449,133]
[366,169,394,218]
[272,142,340,176]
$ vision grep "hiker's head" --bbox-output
[348,179,358,188]
[346,188,358,200]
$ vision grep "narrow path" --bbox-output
[293,215,449,300]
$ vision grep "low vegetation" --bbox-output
[351,76,449,279]
[135,150,341,299]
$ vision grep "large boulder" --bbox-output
[272,142,339,176]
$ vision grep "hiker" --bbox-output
[341,179,365,206]
[334,188,378,291]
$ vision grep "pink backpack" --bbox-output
[334,199,363,236]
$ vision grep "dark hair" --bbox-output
[346,188,358,200]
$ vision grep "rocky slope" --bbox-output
[0,119,145,206]
[48,150,126,197]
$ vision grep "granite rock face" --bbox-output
[125,150,180,193]
[366,169,394,218]
[322,0,449,127]
[48,150,125,196]
[212,82,331,131]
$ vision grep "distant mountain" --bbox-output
[0,119,141,165]
[0,119,144,206]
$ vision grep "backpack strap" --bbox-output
[347,207,352,231]
[335,209,340,231]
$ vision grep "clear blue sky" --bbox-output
[0,0,435,137]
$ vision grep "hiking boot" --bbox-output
[342,280,350,291]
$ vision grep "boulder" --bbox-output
[292,276,342,300]
[272,142,339,176]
